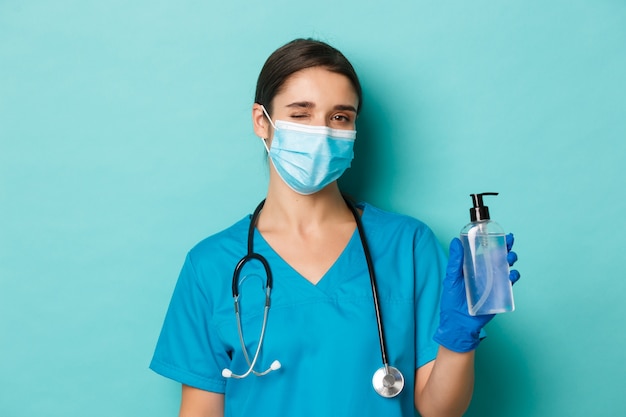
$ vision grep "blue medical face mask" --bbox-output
[260,105,356,195]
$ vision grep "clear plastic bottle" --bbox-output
[460,193,514,316]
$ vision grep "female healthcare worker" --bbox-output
[150,38,520,417]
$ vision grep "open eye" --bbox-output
[331,113,355,128]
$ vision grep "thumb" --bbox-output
[445,238,464,286]
[447,238,464,275]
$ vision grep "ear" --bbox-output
[252,103,272,139]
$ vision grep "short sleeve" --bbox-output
[149,253,228,393]
[414,226,447,368]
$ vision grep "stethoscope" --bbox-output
[221,196,405,398]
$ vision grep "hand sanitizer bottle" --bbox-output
[460,193,514,316]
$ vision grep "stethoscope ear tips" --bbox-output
[270,360,281,371]
[222,360,281,379]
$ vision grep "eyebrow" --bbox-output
[286,101,357,113]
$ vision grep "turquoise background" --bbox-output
[1,1,625,415]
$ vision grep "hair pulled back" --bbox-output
[254,38,362,115]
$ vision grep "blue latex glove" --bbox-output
[433,233,520,353]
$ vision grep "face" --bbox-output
[253,66,359,141]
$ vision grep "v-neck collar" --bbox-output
[250,203,368,296]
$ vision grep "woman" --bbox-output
[150,38,520,417]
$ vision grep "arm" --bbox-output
[179,385,224,417]
[414,235,520,416]
[414,349,475,417]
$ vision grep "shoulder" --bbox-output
[357,201,443,255]
[186,215,251,266]
[359,201,433,236]
[174,215,253,301]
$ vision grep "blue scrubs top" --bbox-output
[150,202,446,416]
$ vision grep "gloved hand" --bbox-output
[433,233,520,353]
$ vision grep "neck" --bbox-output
[257,185,351,233]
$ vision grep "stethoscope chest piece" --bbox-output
[372,365,404,398]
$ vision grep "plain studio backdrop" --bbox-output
[1,1,625,416]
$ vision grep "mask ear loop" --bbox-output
[260,105,277,130]
[259,105,276,153]
[259,137,270,153]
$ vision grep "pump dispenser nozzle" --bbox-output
[469,192,499,222]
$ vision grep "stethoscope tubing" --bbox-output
[227,195,402,397]
[232,200,271,299]
[343,196,391,369]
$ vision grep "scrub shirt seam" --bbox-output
[185,249,230,386]
[186,250,212,306]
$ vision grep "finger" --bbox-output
[506,233,515,252]
[507,251,518,266]
[509,269,521,285]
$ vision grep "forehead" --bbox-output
[273,67,359,107]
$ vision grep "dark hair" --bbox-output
[254,38,362,115]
